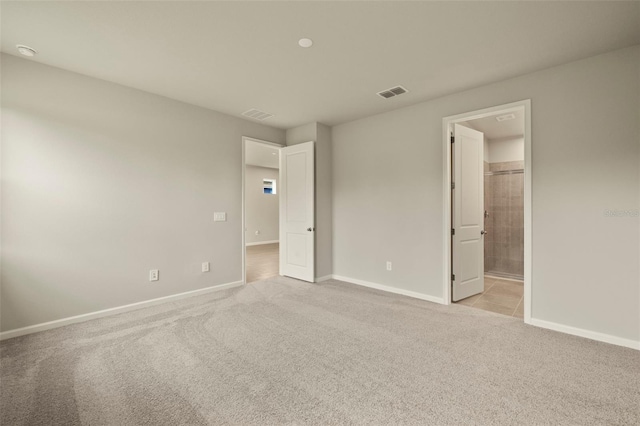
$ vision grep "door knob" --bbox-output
[481,230,487,235]
[307,227,315,232]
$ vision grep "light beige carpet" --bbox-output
[1,276,639,425]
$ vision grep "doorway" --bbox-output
[442,100,531,323]
[242,137,283,283]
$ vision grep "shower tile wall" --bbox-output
[484,161,524,278]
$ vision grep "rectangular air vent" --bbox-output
[377,85,408,99]
[242,108,274,121]
[496,113,516,122]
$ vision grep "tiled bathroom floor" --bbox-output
[455,276,524,319]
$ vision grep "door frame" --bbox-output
[241,136,284,284]
[442,100,532,323]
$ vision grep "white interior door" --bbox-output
[279,141,315,282]
[452,124,485,301]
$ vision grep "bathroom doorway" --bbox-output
[443,101,531,322]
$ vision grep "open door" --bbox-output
[279,141,315,282]
[452,124,485,301]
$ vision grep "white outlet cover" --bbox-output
[202,262,210,272]
[149,269,159,281]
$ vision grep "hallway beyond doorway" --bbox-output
[246,243,279,283]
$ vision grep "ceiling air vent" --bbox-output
[496,113,515,122]
[242,108,274,121]
[377,85,408,99]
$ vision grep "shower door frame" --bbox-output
[441,100,532,324]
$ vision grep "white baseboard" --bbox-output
[332,275,445,305]
[245,240,279,247]
[332,275,638,350]
[529,318,639,351]
[0,280,244,341]
[315,275,333,283]
[484,274,523,283]
[7,276,635,352]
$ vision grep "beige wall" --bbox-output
[1,54,285,332]
[488,137,525,163]
[285,123,317,146]
[332,46,640,342]
[245,165,279,245]
[285,122,333,279]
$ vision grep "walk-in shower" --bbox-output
[484,160,524,280]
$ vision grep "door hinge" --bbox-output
[450,135,455,144]
[452,274,455,281]
[451,228,455,236]
[451,182,455,190]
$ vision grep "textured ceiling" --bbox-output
[2,1,639,129]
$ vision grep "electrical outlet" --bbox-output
[386,261,392,271]
[202,262,210,273]
[255,230,260,235]
[149,269,159,281]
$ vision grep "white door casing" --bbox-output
[452,124,485,301]
[279,141,315,282]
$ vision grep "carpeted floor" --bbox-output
[1,277,639,425]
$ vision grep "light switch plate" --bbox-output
[214,212,226,222]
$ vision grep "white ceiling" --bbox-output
[245,142,279,169]
[463,110,525,140]
[2,1,639,129]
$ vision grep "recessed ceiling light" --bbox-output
[16,45,37,57]
[298,38,313,48]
